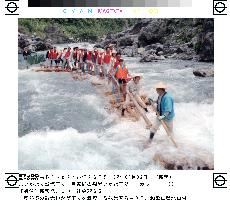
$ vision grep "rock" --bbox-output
[44,26,58,34]
[156,44,164,52]
[85,18,213,62]
[121,46,137,57]
[193,68,214,77]
[115,31,127,39]
[138,20,168,47]
[158,55,166,60]
[129,19,152,34]
[197,32,214,62]
[18,35,30,49]
[157,51,164,56]
[105,33,114,40]
[137,47,145,54]
[35,41,48,51]
[168,53,178,59]
[117,36,134,47]
[140,55,153,62]
[176,47,184,54]
[140,53,165,62]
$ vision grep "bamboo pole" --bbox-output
[150,104,178,148]
[127,92,152,128]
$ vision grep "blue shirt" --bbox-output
[157,92,175,121]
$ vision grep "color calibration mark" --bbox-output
[28,0,192,7]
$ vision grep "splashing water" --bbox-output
[18,47,214,170]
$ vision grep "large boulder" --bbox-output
[129,19,152,34]
[193,68,214,77]
[140,53,165,62]
[197,32,214,62]
[34,41,48,51]
[138,20,168,47]
[117,36,134,47]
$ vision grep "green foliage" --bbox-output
[18,18,138,41]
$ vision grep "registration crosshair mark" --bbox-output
[5,2,19,14]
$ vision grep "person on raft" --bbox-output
[114,58,129,102]
[148,82,175,142]
[122,73,149,116]
[22,47,31,60]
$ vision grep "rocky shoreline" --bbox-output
[95,19,214,63]
[18,19,214,77]
[18,25,75,54]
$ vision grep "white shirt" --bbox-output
[127,80,140,96]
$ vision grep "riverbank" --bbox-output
[18,19,214,63]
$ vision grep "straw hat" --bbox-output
[132,73,143,79]
[154,81,167,89]
[112,50,117,54]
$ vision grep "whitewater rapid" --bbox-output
[18,48,214,170]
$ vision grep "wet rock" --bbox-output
[157,51,164,56]
[177,165,183,170]
[140,55,153,63]
[34,41,49,51]
[121,46,138,57]
[193,68,214,77]
[164,163,175,170]
[137,47,145,55]
[140,53,165,62]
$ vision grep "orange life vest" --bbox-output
[115,65,128,79]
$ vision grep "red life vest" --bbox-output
[93,51,98,62]
[65,50,71,59]
[87,52,92,61]
[98,54,104,65]
[113,59,120,69]
[104,51,111,64]
[115,65,128,79]
[50,50,58,59]
[48,50,52,59]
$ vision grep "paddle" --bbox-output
[149,101,178,148]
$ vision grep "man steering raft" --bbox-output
[148,82,175,143]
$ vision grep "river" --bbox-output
[18,43,214,170]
